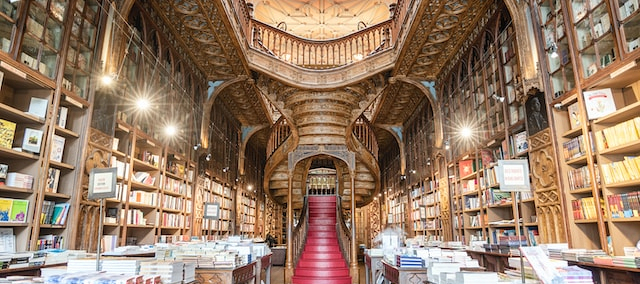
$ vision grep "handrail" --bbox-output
[266,116,291,159]
[336,196,352,266]
[229,0,415,70]
[291,196,309,266]
[251,19,392,69]
[354,115,379,159]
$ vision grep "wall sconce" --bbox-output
[410,169,416,174]
[400,175,407,180]
[222,167,230,172]
[426,158,431,165]
[205,153,212,161]
[492,94,505,102]
[444,139,450,150]
[193,143,201,151]
[549,42,559,58]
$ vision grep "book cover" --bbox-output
[0,199,12,222]
[46,168,60,193]
[514,131,529,155]
[567,102,581,129]
[49,134,65,162]
[51,203,69,225]
[0,119,16,149]
[27,97,48,119]
[459,159,475,178]
[583,88,617,120]
[9,199,28,223]
[21,128,43,154]
[56,106,68,128]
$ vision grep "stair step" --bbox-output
[308,196,337,202]
[296,259,347,268]
[299,252,344,259]
[294,267,349,277]
[305,238,338,245]
[306,231,338,238]
[308,225,336,231]
[292,276,352,284]
[303,245,341,251]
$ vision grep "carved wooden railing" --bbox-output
[291,196,309,266]
[230,0,414,69]
[266,116,291,159]
[336,196,352,266]
[251,20,392,69]
[353,115,379,159]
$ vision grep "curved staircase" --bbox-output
[292,196,351,284]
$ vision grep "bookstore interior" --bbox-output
[0,0,640,283]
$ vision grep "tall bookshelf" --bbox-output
[239,190,256,237]
[200,175,234,239]
[0,0,94,252]
[538,0,640,255]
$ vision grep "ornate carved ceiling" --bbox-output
[394,0,494,79]
[146,0,497,148]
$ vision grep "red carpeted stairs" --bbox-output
[292,195,352,284]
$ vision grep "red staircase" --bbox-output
[292,195,352,284]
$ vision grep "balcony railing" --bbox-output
[231,0,412,70]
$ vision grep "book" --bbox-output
[56,106,68,128]
[513,131,528,155]
[459,159,475,178]
[27,97,48,119]
[46,168,61,193]
[20,128,43,154]
[583,88,617,120]
[0,164,7,185]
[9,199,28,223]
[49,134,65,162]
[567,102,581,129]
[51,203,70,225]
[0,119,16,149]
[0,199,12,222]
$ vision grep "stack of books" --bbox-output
[557,266,593,284]
[395,255,424,267]
[139,260,184,284]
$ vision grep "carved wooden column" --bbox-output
[285,170,294,284]
[529,129,567,243]
[350,170,359,284]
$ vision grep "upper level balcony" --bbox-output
[227,0,415,87]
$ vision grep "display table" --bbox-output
[465,250,511,273]
[365,254,384,284]
[256,254,272,284]
[195,261,256,284]
[0,263,66,277]
[569,261,640,284]
[381,260,428,284]
[271,247,286,266]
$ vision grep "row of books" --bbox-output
[606,191,640,218]
[571,197,605,220]
[567,165,598,191]
[129,190,158,206]
[161,212,185,227]
[562,133,593,161]
[0,198,29,223]
[139,150,161,167]
[593,116,640,151]
[40,201,70,225]
[599,156,640,185]
[133,171,156,186]
[37,234,64,250]
[164,176,189,195]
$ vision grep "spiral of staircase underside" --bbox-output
[264,89,381,209]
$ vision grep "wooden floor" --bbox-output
[268,263,367,284]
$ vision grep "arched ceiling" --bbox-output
[251,0,393,40]
[145,0,498,150]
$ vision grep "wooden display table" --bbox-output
[0,263,66,277]
[569,261,640,284]
[365,254,384,284]
[465,250,511,273]
[195,261,256,284]
[256,254,272,284]
[381,260,428,284]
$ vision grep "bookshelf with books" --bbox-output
[589,82,640,255]
[239,190,256,237]
[201,175,234,239]
[159,151,193,242]
[409,184,426,236]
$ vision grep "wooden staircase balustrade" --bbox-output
[267,117,291,159]
[353,115,379,160]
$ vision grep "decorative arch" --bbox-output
[288,145,356,173]
[396,77,444,149]
[199,76,248,148]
